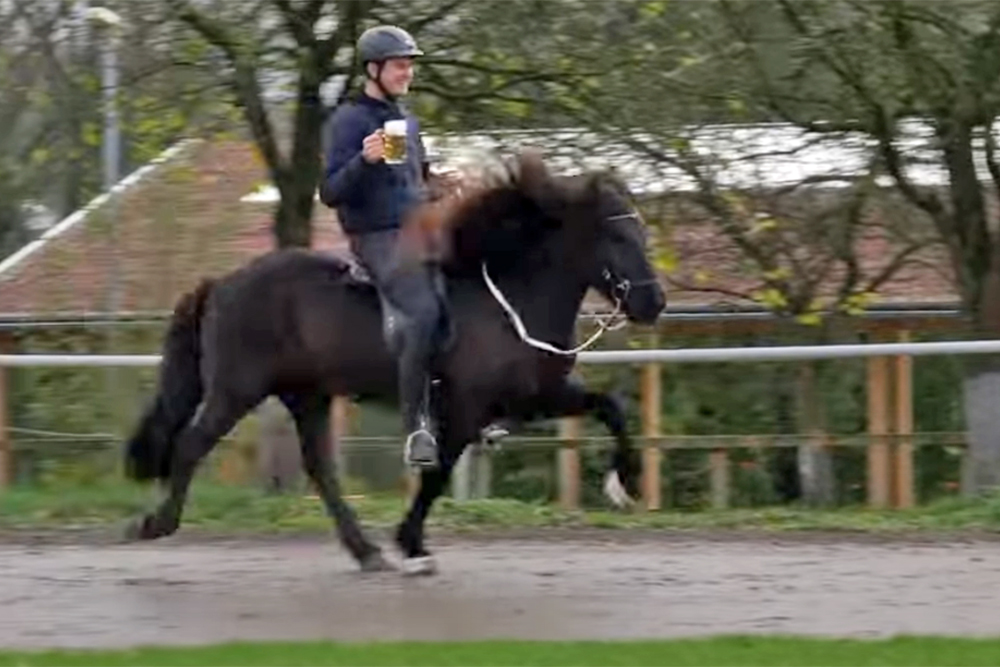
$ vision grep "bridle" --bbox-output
[481,210,660,357]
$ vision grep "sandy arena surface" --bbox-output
[2,531,1000,648]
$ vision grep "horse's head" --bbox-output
[411,149,666,325]
[515,151,667,325]
[578,171,666,325]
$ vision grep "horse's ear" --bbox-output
[516,149,564,218]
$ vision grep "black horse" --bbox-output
[122,151,666,574]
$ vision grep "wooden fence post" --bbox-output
[641,333,662,511]
[867,330,915,510]
[893,331,915,508]
[709,448,729,509]
[867,354,892,508]
[558,417,581,510]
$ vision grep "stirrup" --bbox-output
[404,428,439,469]
[480,424,509,449]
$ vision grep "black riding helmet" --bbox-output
[357,25,423,101]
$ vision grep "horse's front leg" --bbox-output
[394,440,464,575]
[394,389,481,575]
[516,375,639,508]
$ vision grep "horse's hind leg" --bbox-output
[280,392,391,572]
[128,389,258,540]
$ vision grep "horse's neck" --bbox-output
[483,245,589,346]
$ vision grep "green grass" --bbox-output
[3,479,1000,537]
[4,637,1000,666]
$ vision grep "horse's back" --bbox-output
[224,247,358,286]
[198,248,392,391]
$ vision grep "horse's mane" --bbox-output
[403,150,608,275]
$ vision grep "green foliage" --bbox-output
[3,476,1000,535]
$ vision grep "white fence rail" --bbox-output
[0,355,161,367]
[1,340,992,505]
[577,340,1000,364]
[2,339,1000,367]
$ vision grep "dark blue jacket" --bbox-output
[320,93,428,235]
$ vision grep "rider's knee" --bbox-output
[401,308,439,345]
[415,299,443,330]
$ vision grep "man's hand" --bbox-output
[362,129,385,163]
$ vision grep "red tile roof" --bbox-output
[0,138,961,318]
[0,139,347,316]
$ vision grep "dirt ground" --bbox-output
[3,530,1000,649]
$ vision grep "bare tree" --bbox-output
[713,0,1000,492]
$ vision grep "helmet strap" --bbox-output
[366,61,398,102]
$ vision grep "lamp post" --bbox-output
[84,6,124,317]
[84,5,126,431]
[86,7,123,195]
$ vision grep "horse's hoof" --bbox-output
[401,555,437,577]
[121,521,143,543]
[122,516,155,542]
[359,550,396,573]
[603,471,635,509]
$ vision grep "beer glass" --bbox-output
[383,120,408,164]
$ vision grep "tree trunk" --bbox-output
[962,261,1000,495]
[256,397,302,493]
[272,63,325,249]
[273,173,316,248]
[768,365,800,502]
[935,117,1000,496]
[962,357,1000,495]
[796,360,834,506]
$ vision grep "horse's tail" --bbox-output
[124,278,213,482]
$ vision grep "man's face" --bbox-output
[372,57,415,96]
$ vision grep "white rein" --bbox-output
[480,211,647,357]
[480,265,629,357]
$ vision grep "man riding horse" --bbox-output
[116,21,668,571]
[321,25,476,469]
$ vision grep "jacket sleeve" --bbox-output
[319,107,372,207]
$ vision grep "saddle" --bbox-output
[324,247,456,355]
[323,246,376,285]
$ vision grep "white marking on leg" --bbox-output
[603,471,634,508]
[402,555,437,576]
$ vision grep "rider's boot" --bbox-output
[400,336,439,469]
[403,402,438,469]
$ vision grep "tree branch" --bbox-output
[662,276,758,304]
[168,0,241,62]
[424,56,600,80]
[169,0,284,177]
[983,119,1000,197]
[269,0,315,47]
[318,0,373,70]
[408,0,466,34]
[862,239,934,295]
[303,0,329,27]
